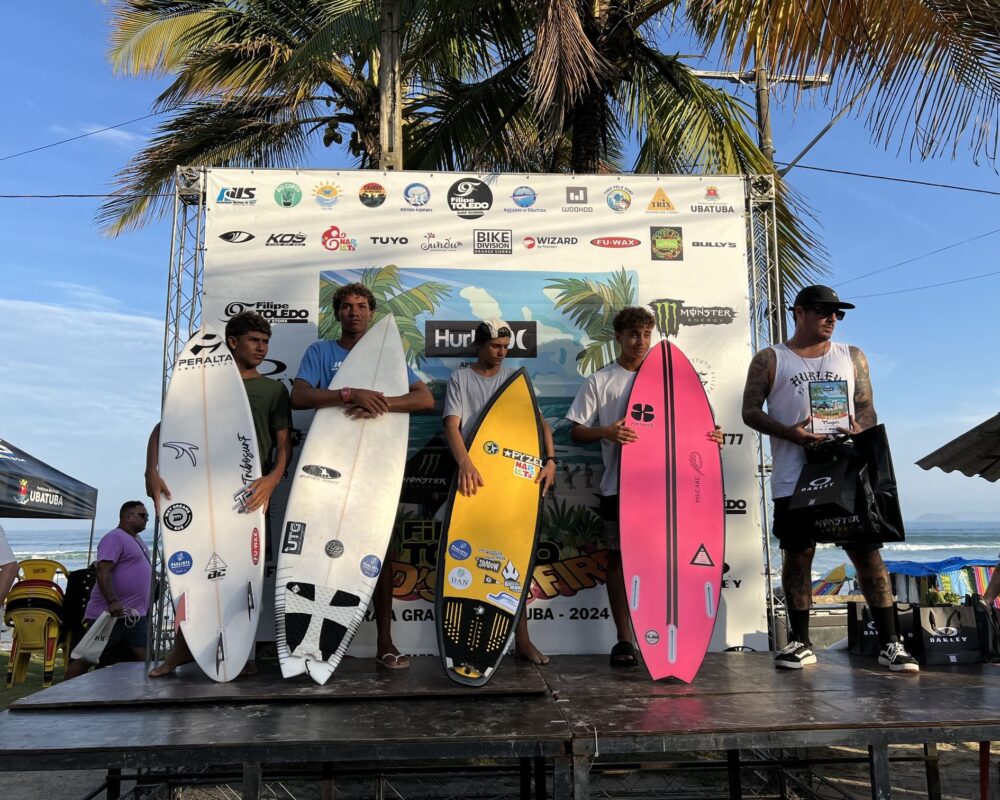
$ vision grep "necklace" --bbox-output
[787,339,832,379]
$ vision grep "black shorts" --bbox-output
[599,495,621,550]
[772,497,882,555]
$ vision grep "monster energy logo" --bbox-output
[417,453,442,476]
[648,298,737,338]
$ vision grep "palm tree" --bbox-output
[547,268,635,375]
[319,265,451,367]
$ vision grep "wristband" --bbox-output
[340,386,352,404]
[544,456,557,465]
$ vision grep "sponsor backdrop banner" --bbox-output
[202,169,768,654]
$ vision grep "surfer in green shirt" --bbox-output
[146,310,293,677]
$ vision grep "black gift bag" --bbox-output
[847,601,881,656]
[918,605,981,665]
[787,425,905,545]
[971,596,1000,663]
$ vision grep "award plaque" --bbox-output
[809,380,850,434]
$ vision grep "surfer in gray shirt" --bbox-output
[443,318,556,665]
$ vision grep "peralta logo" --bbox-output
[647,298,737,338]
[216,187,257,206]
[321,225,357,252]
[650,226,683,261]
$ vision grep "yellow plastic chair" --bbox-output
[17,558,69,584]
[4,607,62,687]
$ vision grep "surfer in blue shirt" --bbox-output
[291,282,434,670]
[442,318,557,666]
[567,307,723,668]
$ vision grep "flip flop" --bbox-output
[610,640,638,668]
[375,651,410,669]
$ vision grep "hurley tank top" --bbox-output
[767,342,855,498]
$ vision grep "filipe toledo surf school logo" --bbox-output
[648,298,736,338]
[448,178,493,219]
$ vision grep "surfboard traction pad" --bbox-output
[282,582,363,664]
[441,598,513,680]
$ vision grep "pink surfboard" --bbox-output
[619,341,725,682]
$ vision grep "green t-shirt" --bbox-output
[243,376,292,473]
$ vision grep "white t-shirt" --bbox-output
[443,366,516,439]
[566,363,638,497]
[767,341,856,498]
[0,523,14,568]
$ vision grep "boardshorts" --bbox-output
[772,497,882,554]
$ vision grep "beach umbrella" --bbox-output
[916,413,1000,482]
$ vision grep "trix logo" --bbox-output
[631,403,654,422]
[190,334,223,356]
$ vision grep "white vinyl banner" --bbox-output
[201,169,769,655]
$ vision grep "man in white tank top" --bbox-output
[742,285,918,673]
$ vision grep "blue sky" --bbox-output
[2,4,999,533]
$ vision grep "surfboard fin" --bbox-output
[215,630,225,676]
[247,580,255,620]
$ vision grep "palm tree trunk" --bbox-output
[569,89,604,173]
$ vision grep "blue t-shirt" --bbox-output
[295,339,420,388]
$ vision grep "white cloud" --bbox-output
[459,286,502,319]
[40,281,128,311]
[0,299,164,527]
[83,125,145,148]
[521,305,569,343]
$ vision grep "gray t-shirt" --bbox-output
[443,366,516,440]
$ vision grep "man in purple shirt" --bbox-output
[65,501,152,678]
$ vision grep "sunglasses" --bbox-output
[807,305,846,321]
[133,511,149,518]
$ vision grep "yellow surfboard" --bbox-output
[436,369,544,686]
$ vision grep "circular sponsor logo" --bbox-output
[605,187,632,213]
[511,185,537,208]
[313,182,342,209]
[645,629,660,645]
[483,441,499,455]
[449,566,473,590]
[168,550,193,575]
[163,503,192,531]
[690,357,717,394]
[325,539,345,558]
[274,182,302,208]
[448,539,471,561]
[360,554,382,578]
[359,182,386,208]
[523,236,536,249]
[447,178,493,219]
[403,183,431,207]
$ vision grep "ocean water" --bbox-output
[3,521,997,581]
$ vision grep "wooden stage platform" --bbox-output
[2,651,1000,799]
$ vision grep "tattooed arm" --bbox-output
[849,346,877,430]
[742,348,827,446]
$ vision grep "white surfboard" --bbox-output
[275,314,410,684]
[159,324,266,682]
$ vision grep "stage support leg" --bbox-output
[727,749,742,799]
[242,762,261,800]
[106,767,121,800]
[980,742,990,800]
[321,762,335,800]
[572,754,590,800]
[374,775,386,800]
[534,755,547,799]
[552,756,572,800]
[923,742,942,800]
[520,757,531,799]
[868,743,891,800]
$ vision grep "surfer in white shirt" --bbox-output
[742,284,918,673]
[568,307,723,668]
[442,318,557,666]
[291,283,434,670]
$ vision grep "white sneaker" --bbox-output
[774,641,817,669]
[878,641,920,673]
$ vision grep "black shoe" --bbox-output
[878,641,919,673]
[774,641,817,669]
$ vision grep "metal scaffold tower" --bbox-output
[746,173,784,646]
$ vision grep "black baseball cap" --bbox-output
[789,285,855,310]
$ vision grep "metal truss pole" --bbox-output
[747,174,783,647]
[148,166,207,661]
